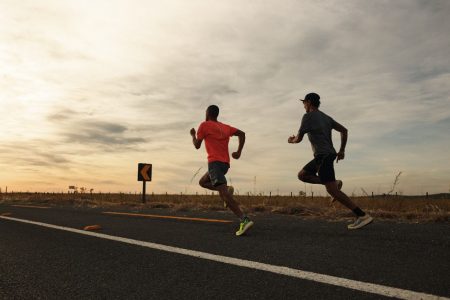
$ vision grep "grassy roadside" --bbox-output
[1,193,449,223]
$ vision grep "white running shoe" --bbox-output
[348,214,373,230]
[331,180,343,203]
[224,185,234,208]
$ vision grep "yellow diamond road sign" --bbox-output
[138,163,152,181]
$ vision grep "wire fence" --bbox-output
[0,190,448,202]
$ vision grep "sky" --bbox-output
[0,0,449,196]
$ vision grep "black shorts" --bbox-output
[208,161,230,187]
[302,153,337,183]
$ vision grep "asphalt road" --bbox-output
[0,204,449,299]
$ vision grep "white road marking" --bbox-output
[1,215,448,300]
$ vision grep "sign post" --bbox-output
[142,181,146,203]
[138,163,152,203]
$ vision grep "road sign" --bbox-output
[138,163,152,181]
[138,163,152,204]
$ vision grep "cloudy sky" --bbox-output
[1,0,449,195]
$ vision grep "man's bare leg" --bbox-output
[298,169,322,184]
[216,184,244,219]
[325,181,373,229]
[214,183,253,236]
[324,181,357,210]
[199,172,217,191]
[298,169,360,212]
[199,172,244,218]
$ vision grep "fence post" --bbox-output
[311,192,314,199]
[426,192,428,199]
[269,191,271,198]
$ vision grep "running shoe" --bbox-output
[235,217,254,236]
[348,214,373,230]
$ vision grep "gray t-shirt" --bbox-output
[298,110,337,156]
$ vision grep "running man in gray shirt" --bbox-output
[288,92,373,229]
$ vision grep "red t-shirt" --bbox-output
[197,121,238,163]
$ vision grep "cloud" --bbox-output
[47,109,79,121]
[1,0,449,193]
[0,141,71,168]
[46,108,147,149]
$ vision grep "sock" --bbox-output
[352,207,366,217]
[240,215,248,222]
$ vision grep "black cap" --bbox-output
[300,92,320,107]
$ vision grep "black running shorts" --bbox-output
[208,161,230,187]
[302,153,337,183]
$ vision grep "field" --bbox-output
[1,192,449,223]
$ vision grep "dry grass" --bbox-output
[1,192,449,223]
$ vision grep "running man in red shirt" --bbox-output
[190,105,254,236]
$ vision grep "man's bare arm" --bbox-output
[232,130,245,159]
[288,133,304,144]
[190,128,202,149]
[332,121,348,162]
